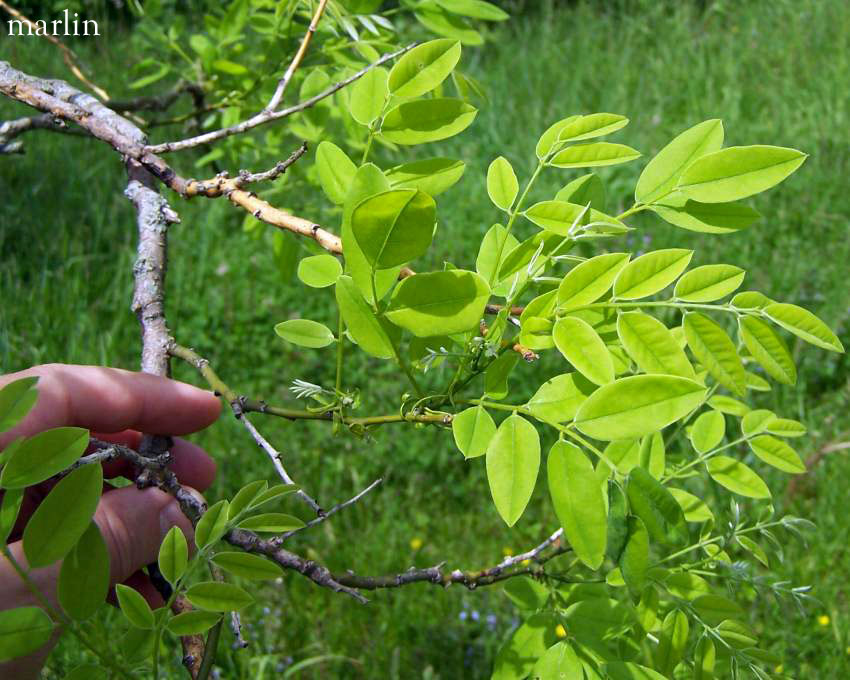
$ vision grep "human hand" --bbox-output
[0,364,221,677]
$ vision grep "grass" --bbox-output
[2,0,850,676]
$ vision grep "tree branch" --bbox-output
[265,0,329,112]
[144,43,416,154]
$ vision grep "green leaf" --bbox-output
[605,662,667,680]
[741,409,775,436]
[349,66,388,125]
[614,516,648,594]
[635,119,724,204]
[692,594,744,626]
[574,375,706,441]
[0,606,54,661]
[485,352,519,399]
[613,249,693,300]
[547,441,607,569]
[1,426,89,489]
[380,98,477,145]
[627,466,686,545]
[491,612,558,680]
[195,499,230,549]
[690,410,725,453]
[525,373,595,424]
[524,200,625,236]
[558,253,630,308]
[706,456,771,499]
[414,8,483,46]
[502,576,549,611]
[341,164,397,304]
[248,483,298,510]
[736,535,769,567]
[738,316,796,385]
[228,480,269,519]
[662,573,710,603]
[386,157,465,196]
[0,376,39,432]
[386,270,490,337]
[556,113,629,143]
[564,598,633,641]
[555,173,606,211]
[605,482,629,562]
[694,637,716,680]
[749,435,805,473]
[158,526,189,586]
[388,39,461,99]
[531,640,583,679]
[166,611,222,636]
[486,414,540,527]
[212,59,247,75]
[451,406,496,459]
[732,291,772,310]
[58,522,109,621]
[63,664,108,680]
[654,609,689,674]
[669,488,714,522]
[549,142,640,169]
[315,141,357,205]
[23,463,102,568]
[683,312,746,395]
[553,317,614,386]
[640,432,666,479]
[297,255,342,288]
[476,224,519,287]
[498,232,574,281]
[237,512,305,533]
[677,145,807,202]
[674,265,746,302]
[335,276,397,359]
[351,189,436,268]
[487,156,519,211]
[650,196,760,234]
[211,551,284,580]
[185,581,255,612]
[536,115,581,158]
[766,418,806,438]
[707,395,750,416]
[617,311,695,378]
[116,584,155,629]
[435,0,509,21]
[274,319,334,349]
[763,302,844,352]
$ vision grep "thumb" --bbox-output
[94,485,202,585]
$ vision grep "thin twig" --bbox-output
[145,43,416,154]
[265,0,329,112]
[274,478,383,543]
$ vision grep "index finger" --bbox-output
[0,364,221,447]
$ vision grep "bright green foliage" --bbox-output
[385,270,490,336]
[23,463,102,568]
[158,526,189,586]
[58,523,109,621]
[678,145,807,202]
[0,376,39,432]
[1,427,89,488]
[0,607,54,661]
[487,156,519,211]
[351,189,436,268]
[275,319,335,348]
[1,8,843,672]
[547,441,606,568]
[452,406,496,458]
[115,584,155,630]
[388,39,461,99]
[185,582,255,612]
[485,414,540,526]
[211,551,284,580]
